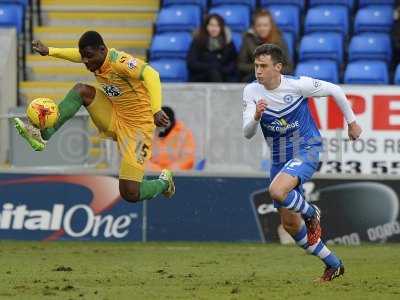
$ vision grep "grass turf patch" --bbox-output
[0,242,399,299]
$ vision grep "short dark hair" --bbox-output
[78,31,106,49]
[254,43,287,66]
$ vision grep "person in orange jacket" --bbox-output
[147,106,196,171]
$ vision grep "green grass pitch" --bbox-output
[0,242,399,299]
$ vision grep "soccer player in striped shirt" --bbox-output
[243,44,362,282]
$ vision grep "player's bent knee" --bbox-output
[73,83,96,106]
[120,188,140,203]
[268,185,287,202]
[119,180,140,203]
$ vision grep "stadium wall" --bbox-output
[2,84,400,243]
[0,173,400,244]
[0,28,17,166]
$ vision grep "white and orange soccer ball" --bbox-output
[26,98,59,129]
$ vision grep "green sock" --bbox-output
[139,179,168,201]
[41,89,83,140]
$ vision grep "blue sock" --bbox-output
[323,253,341,268]
[281,190,315,219]
[292,225,341,268]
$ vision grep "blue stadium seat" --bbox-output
[344,60,389,84]
[283,31,295,61]
[149,32,192,60]
[359,0,395,7]
[162,0,207,11]
[299,33,343,64]
[394,64,400,85]
[305,5,349,37]
[309,0,354,10]
[232,31,242,52]
[150,59,188,82]
[210,0,256,10]
[209,5,250,32]
[260,0,304,10]
[156,5,201,33]
[354,5,394,33]
[349,33,392,63]
[0,3,24,33]
[295,60,339,83]
[0,0,29,7]
[266,5,300,38]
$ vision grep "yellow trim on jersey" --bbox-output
[48,47,82,63]
[142,65,162,114]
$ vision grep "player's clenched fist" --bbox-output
[254,99,267,121]
[154,110,170,127]
[348,121,362,141]
[32,40,49,56]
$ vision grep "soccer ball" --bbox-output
[27,98,59,129]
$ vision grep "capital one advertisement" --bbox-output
[309,86,400,175]
[0,174,143,241]
[1,174,400,243]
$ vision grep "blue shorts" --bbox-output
[269,151,320,208]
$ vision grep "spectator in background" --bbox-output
[238,9,292,82]
[187,13,238,82]
[147,106,196,171]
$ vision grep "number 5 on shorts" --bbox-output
[135,141,149,165]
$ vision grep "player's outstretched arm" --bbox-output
[321,83,362,140]
[32,40,82,63]
[298,77,362,140]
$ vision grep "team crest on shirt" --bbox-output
[243,101,247,111]
[313,79,321,88]
[283,94,293,104]
[127,58,137,69]
[102,84,121,97]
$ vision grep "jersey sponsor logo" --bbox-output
[102,84,121,97]
[271,118,288,127]
[283,94,294,104]
[265,117,300,133]
[127,58,137,69]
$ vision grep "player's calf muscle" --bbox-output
[281,213,302,235]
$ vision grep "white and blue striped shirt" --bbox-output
[243,75,356,163]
